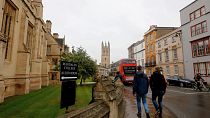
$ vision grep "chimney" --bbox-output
[150,25,157,29]
[46,20,52,33]
[53,33,59,38]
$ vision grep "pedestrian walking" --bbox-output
[133,66,150,118]
[150,67,167,118]
[112,71,123,83]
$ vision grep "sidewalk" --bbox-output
[124,88,177,118]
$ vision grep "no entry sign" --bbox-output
[60,61,78,81]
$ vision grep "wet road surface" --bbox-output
[164,86,210,118]
[124,86,176,118]
[124,85,210,118]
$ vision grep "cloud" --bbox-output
[43,0,194,63]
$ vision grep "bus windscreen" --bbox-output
[123,66,136,76]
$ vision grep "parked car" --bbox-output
[166,76,195,87]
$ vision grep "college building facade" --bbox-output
[0,0,68,103]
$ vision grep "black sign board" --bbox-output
[60,81,76,109]
[60,61,78,81]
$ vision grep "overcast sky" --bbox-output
[43,0,194,63]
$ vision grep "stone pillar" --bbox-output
[0,80,5,103]
[15,78,30,95]
[109,101,118,118]
[41,59,49,86]
[0,33,7,103]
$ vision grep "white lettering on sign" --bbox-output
[61,77,77,80]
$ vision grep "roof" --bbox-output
[156,28,181,42]
[144,26,178,35]
[55,38,65,47]
[180,0,197,11]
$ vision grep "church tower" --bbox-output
[101,41,110,68]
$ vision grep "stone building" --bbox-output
[133,40,145,72]
[45,21,66,82]
[101,41,110,68]
[144,25,177,76]
[156,28,184,78]
[180,0,210,83]
[0,0,67,103]
[128,43,135,59]
[99,41,110,76]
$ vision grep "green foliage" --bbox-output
[62,47,97,85]
[0,85,93,118]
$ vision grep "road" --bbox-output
[124,85,210,118]
[163,86,210,118]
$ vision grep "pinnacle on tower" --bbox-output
[102,41,104,47]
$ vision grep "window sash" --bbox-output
[192,43,198,57]
[204,40,209,55]
[195,10,200,18]
[194,64,199,75]
[166,66,170,75]
[189,6,205,21]
[173,49,178,59]
[199,63,206,75]
[201,21,207,33]
[201,7,205,15]
[174,65,179,75]
[191,26,196,36]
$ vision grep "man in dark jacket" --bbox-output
[112,71,123,83]
[150,67,167,118]
[133,66,150,118]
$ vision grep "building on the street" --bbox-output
[101,41,110,68]
[0,0,48,103]
[0,0,68,103]
[64,45,70,53]
[128,43,135,59]
[46,26,66,83]
[144,25,177,76]
[133,40,145,72]
[98,41,110,77]
[156,28,184,78]
[180,0,210,83]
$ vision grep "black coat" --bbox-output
[150,71,167,92]
[133,71,149,95]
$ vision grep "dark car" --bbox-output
[166,76,194,87]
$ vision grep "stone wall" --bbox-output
[59,76,125,118]
[58,101,109,118]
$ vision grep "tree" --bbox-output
[62,47,97,85]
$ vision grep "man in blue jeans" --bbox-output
[133,66,150,118]
[150,67,167,118]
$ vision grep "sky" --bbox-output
[43,0,194,64]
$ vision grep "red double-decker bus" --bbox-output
[110,59,137,84]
